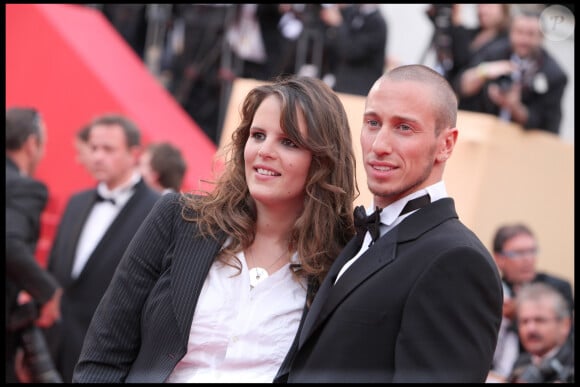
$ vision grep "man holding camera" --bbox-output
[6,107,63,383]
[456,5,568,135]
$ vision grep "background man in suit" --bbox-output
[43,113,160,382]
[319,4,388,96]
[276,64,503,382]
[488,222,574,382]
[6,107,63,383]
[492,223,574,314]
[456,5,568,135]
[508,282,574,383]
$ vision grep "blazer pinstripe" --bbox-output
[73,192,229,382]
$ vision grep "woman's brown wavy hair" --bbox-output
[182,75,359,295]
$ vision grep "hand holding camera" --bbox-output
[8,302,63,383]
[476,60,517,83]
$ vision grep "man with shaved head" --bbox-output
[275,65,503,383]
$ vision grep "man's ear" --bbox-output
[436,127,458,163]
[130,145,142,165]
[23,133,39,158]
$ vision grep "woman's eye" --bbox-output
[281,138,298,148]
[366,119,380,127]
[251,132,265,141]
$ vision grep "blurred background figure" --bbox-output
[445,4,510,89]
[43,113,161,382]
[507,283,574,383]
[139,141,187,194]
[290,4,331,79]
[489,223,574,382]
[492,223,573,316]
[74,123,92,174]
[6,107,63,383]
[486,282,521,382]
[164,4,231,145]
[225,4,298,82]
[456,5,568,135]
[320,4,388,96]
[100,4,149,61]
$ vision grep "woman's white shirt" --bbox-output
[166,250,306,383]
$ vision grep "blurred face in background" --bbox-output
[88,123,139,190]
[74,136,92,172]
[495,232,538,286]
[139,149,158,191]
[510,14,543,59]
[478,4,507,30]
[517,296,571,357]
[29,118,47,176]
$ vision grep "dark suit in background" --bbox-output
[6,158,60,382]
[44,178,160,382]
[322,4,388,96]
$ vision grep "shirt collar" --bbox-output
[368,181,448,226]
[97,171,141,200]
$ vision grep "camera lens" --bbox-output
[496,75,513,92]
[20,326,63,383]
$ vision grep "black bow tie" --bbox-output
[354,194,431,245]
[95,192,116,205]
[354,206,382,246]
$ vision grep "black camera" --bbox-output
[425,4,454,74]
[7,302,63,383]
[427,4,453,27]
[518,358,574,383]
[495,74,513,92]
[514,340,574,384]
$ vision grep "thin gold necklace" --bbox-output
[246,247,289,289]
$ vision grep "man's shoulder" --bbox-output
[477,36,511,61]
[540,49,568,84]
[6,169,48,204]
[67,187,97,202]
[534,272,572,291]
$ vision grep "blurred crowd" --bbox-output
[89,4,570,146]
[90,4,389,145]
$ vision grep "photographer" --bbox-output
[456,5,568,135]
[508,283,574,383]
[6,107,63,383]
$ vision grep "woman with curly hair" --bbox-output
[73,75,358,383]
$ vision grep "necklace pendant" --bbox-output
[249,267,269,288]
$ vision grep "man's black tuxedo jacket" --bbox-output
[44,178,160,382]
[276,198,503,383]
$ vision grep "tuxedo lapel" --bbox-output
[321,229,398,315]
[299,229,399,347]
[299,237,366,346]
[297,198,458,349]
[60,192,100,282]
